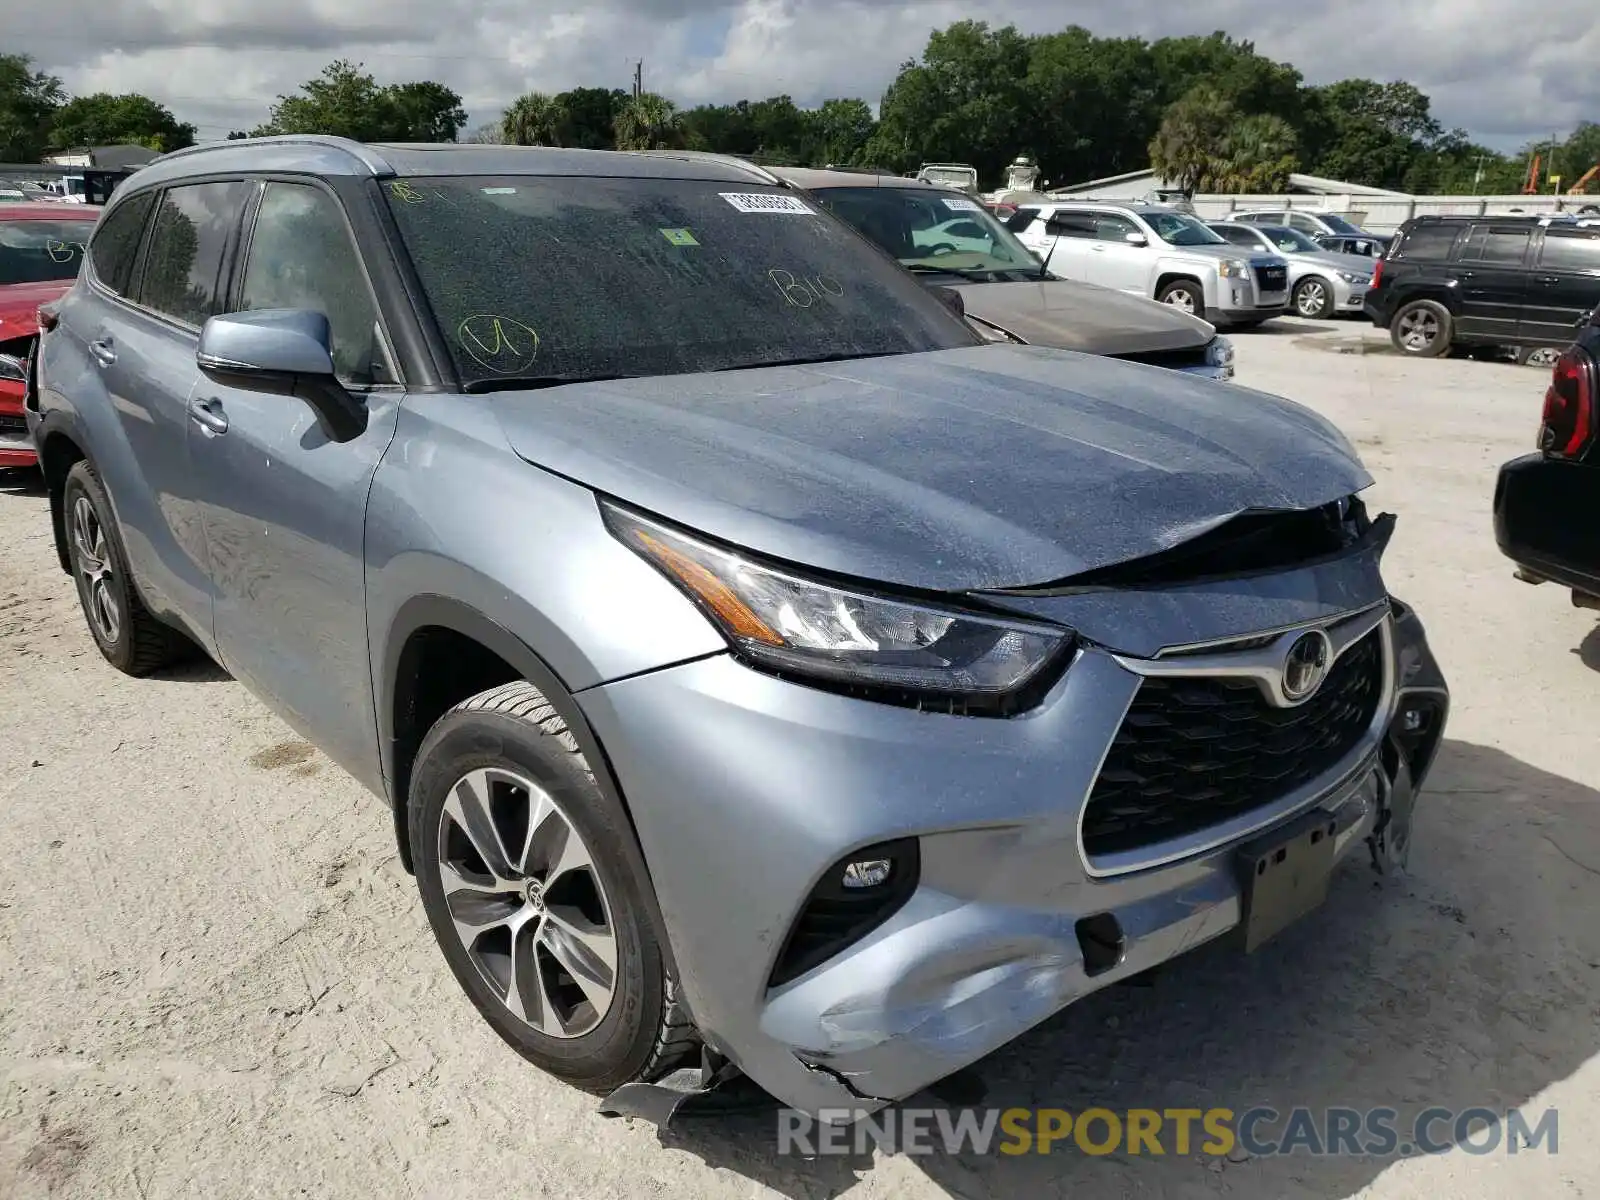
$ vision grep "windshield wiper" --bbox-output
[462,373,638,394]
[712,351,894,372]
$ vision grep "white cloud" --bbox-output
[11,0,1598,148]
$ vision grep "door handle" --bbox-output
[1537,276,1561,285]
[88,338,116,367]
[188,396,229,436]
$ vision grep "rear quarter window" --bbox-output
[88,191,154,296]
[1393,224,1462,262]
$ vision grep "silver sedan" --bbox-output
[1210,222,1375,319]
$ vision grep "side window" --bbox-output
[1048,210,1098,238]
[1458,225,1532,266]
[239,182,392,385]
[1004,208,1038,233]
[1286,212,1320,234]
[1217,226,1260,248]
[137,182,248,326]
[88,191,154,296]
[1093,214,1139,242]
[1539,231,1600,274]
[1394,224,1461,261]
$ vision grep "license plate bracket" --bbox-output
[1236,808,1338,953]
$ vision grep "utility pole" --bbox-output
[632,59,643,101]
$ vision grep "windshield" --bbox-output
[384,175,975,388]
[0,218,95,285]
[1319,213,1364,235]
[811,186,1041,278]
[1146,211,1227,247]
[1260,226,1323,254]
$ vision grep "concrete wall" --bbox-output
[1190,193,1596,233]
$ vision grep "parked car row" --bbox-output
[20,136,1448,1122]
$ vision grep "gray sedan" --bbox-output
[1210,222,1375,319]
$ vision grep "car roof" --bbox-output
[767,165,951,192]
[130,135,786,191]
[0,201,99,220]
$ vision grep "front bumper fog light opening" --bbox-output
[1075,913,1125,977]
[767,838,920,989]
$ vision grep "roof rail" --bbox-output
[150,134,396,175]
[631,149,779,185]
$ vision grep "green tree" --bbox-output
[613,92,682,151]
[810,98,876,166]
[1150,32,1304,118]
[253,61,463,142]
[1215,113,1298,192]
[502,92,565,146]
[1148,85,1237,193]
[1025,28,1160,186]
[552,87,627,149]
[47,92,196,153]
[0,53,65,162]
[385,81,466,141]
[1299,79,1447,189]
[867,21,1034,185]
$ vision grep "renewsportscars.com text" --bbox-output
[778,1105,1559,1158]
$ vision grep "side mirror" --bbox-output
[197,309,366,443]
[929,285,965,317]
[0,354,24,385]
[1124,232,1148,247]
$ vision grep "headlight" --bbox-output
[1337,270,1371,285]
[1206,335,1236,370]
[603,503,1072,704]
[1217,258,1252,279]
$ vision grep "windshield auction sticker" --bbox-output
[719,193,816,215]
[942,197,981,211]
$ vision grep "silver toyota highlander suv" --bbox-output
[26,137,1448,1120]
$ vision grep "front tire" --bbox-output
[1157,279,1205,319]
[409,681,697,1092]
[62,461,190,675]
[1390,299,1452,357]
[1294,276,1335,319]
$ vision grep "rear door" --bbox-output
[1033,208,1098,280]
[1452,223,1533,339]
[1523,227,1600,345]
[73,182,248,641]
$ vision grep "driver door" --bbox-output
[1083,213,1151,293]
[186,179,403,786]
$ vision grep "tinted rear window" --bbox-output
[89,192,152,295]
[0,217,98,285]
[1540,231,1600,273]
[1458,226,1532,266]
[1393,224,1462,261]
[384,175,974,387]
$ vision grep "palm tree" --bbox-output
[1214,114,1298,192]
[1149,86,1235,194]
[613,92,682,151]
[502,92,565,146]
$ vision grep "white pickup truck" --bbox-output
[1010,201,1291,327]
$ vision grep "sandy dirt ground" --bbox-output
[3,321,1599,1199]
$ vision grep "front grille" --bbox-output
[1254,265,1288,293]
[1082,630,1384,859]
[1115,346,1210,371]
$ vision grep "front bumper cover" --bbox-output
[579,598,1447,1116]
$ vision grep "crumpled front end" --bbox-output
[577,547,1448,1115]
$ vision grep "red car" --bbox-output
[1,202,98,469]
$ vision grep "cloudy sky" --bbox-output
[12,0,1599,150]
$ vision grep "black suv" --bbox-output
[1364,215,1600,362]
[1494,303,1600,609]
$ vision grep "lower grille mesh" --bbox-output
[1083,630,1384,858]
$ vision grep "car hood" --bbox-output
[0,279,73,337]
[491,343,1371,592]
[952,279,1215,355]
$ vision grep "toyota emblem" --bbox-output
[1282,630,1333,702]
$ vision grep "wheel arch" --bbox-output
[37,426,87,575]
[1154,272,1205,300]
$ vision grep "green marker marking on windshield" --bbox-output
[660,228,699,246]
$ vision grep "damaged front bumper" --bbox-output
[578,594,1447,1118]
